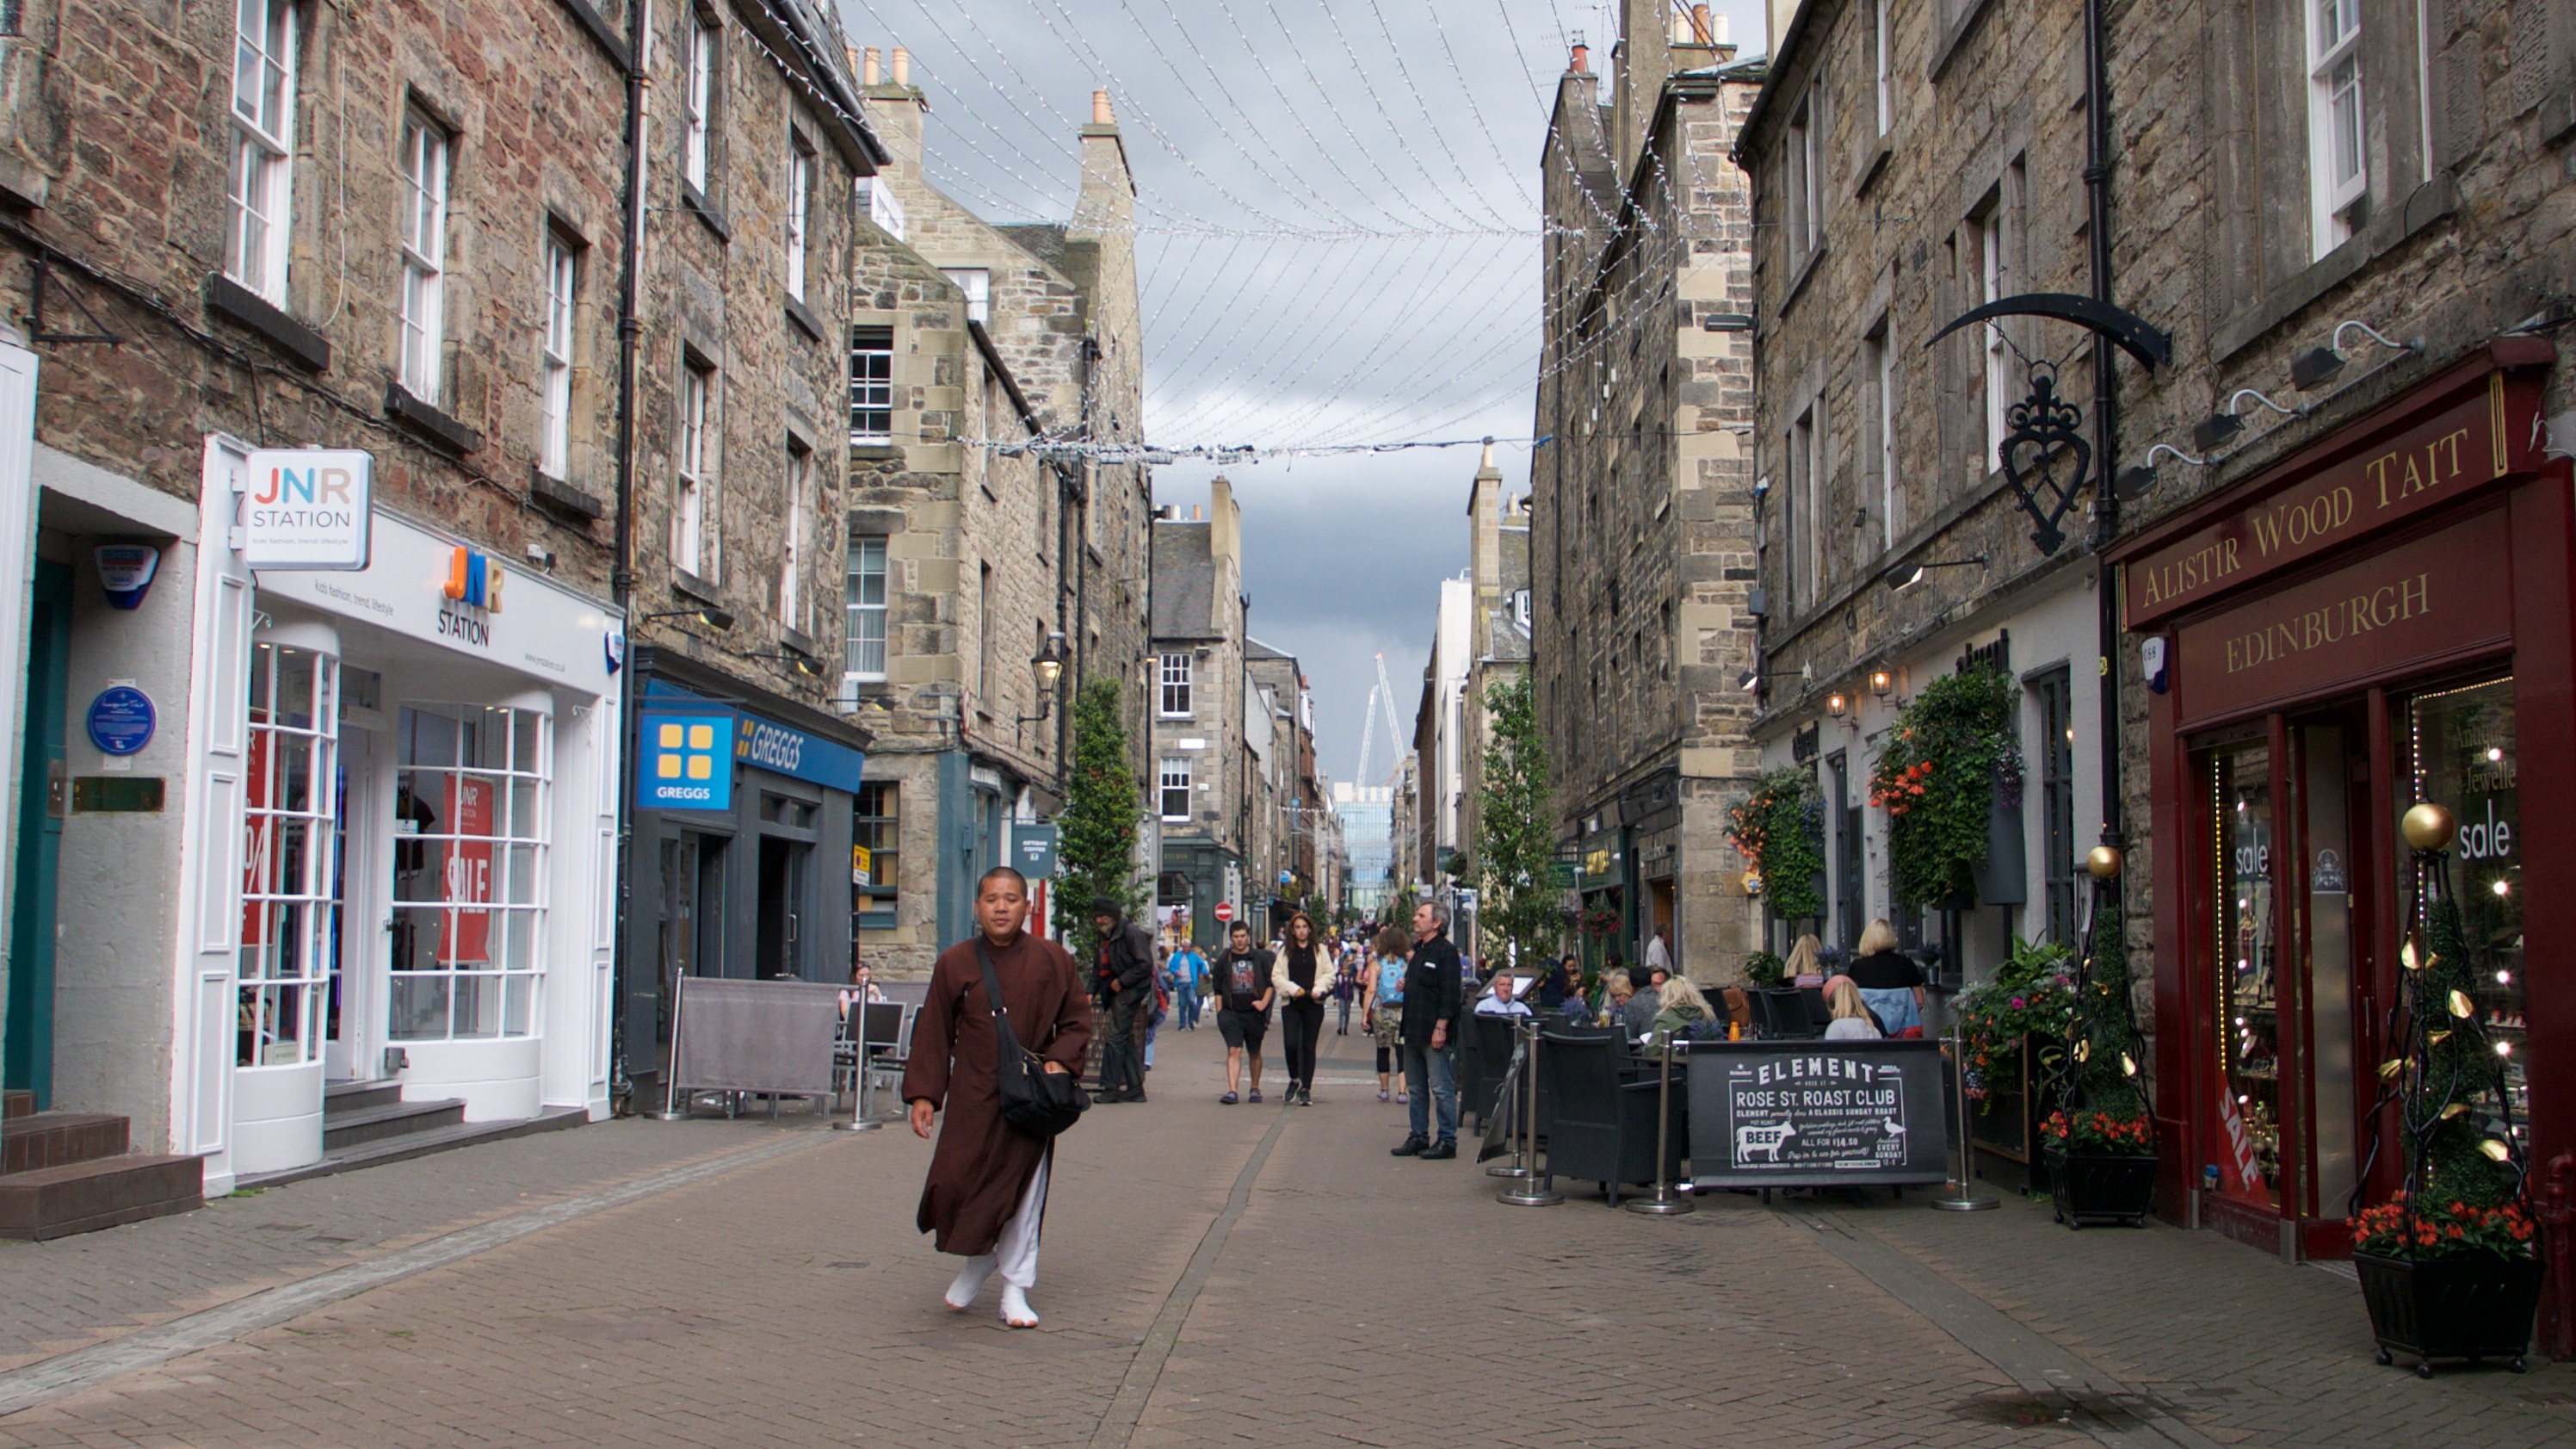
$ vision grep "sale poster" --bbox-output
[438,776,496,964]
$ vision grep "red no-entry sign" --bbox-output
[1214,901,1234,922]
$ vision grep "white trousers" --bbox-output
[963,1153,1048,1291]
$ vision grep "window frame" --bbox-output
[853,779,899,921]
[226,0,300,302]
[1158,651,1194,718]
[780,436,811,628]
[942,267,991,325]
[844,535,888,680]
[683,9,716,192]
[398,111,451,401]
[1873,0,1893,137]
[386,703,553,1044]
[1871,322,1898,549]
[540,232,577,480]
[1978,205,2008,471]
[848,325,893,444]
[2306,0,2368,257]
[676,358,713,579]
[1159,758,1192,822]
[784,133,812,301]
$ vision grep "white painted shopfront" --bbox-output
[176,438,622,1194]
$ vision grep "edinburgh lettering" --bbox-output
[2223,572,2431,674]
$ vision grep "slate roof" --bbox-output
[1152,522,1220,640]
[996,223,1072,272]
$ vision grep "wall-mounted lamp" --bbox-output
[2290,321,2420,391]
[1885,554,1988,593]
[2113,443,2209,502]
[741,650,823,678]
[1737,660,1812,693]
[1017,633,1067,726]
[1869,667,1894,697]
[2192,388,2299,454]
[1825,691,1850,718]
[642,604,737,632]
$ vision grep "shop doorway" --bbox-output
[756,836,807,980]
[3,560,68,1106]
[658,831,727,1016]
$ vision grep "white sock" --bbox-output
[1000,1285,1039,1328]
[945,1255,996,1310]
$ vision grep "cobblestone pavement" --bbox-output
[0,1028,2567,1447]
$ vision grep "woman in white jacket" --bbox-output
[1270,913,1336,1105]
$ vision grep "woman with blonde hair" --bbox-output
[1648,976,1715,1043]
[1784,932,1825,988]
[1823,976,1882,1039]
[1845,919,1927,1037]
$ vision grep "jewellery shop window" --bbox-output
[2406,677,2525,1147]
[391,704,551,1041]
[2209,741,2281,1208]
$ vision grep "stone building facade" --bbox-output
[1455,443,1531,954]
[1739,0,2113,984]
[841,54,1152,973]
[1149,483,1248,951]
[1529,5,1764,982]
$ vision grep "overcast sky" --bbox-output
[836,0,1770,786]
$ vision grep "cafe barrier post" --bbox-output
[1488,1017,1534,1179]
[835,1003,881,1133]
[1934,1021,2000,1212]
[1498,1019,1563,1207]
[653,975,693,1120]
[1626,1034,1694,1217]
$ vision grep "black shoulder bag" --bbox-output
[977,938,1090,1139]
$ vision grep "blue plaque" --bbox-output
[86,686,157,756]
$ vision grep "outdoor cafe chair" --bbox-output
[1536,1028,1682,1206]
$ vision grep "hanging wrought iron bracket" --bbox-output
[26,257,122,347]
[1998,363,2093,555]
[1924,291,2171,370]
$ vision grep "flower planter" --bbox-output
[2352,1250,2543,1377]
[2045,1148,2156,1229]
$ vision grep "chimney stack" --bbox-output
[1690,4,1714,43]
[891,46,910,87]
[862,46,880,85]
[1570,31,1588,72]
[1092,89,1115,126]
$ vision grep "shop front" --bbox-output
[620,650,864,1100]
[2118,341,2568,1264]
[177,438,625,1196]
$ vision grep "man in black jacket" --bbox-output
[1392,900,1466,1159]
[1090,898,1156,1103]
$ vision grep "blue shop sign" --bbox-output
[733,713,866,791]
[639,713,735,811]
[86,685,156,756]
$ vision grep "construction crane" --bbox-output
[1351,652,1411,789]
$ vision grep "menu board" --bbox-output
[1685,1040,1950,1188]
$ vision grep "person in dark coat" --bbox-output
[1392,900,1466,1159]
[904,867,1092,1328]
[1090,896,1156,1102]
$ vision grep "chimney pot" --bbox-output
[891,46,910,87]
[1192,505,1202,522]
[862,46,881,86]
[1690,4,1714,43]
[1570,39,1588,73]
[1092,89,1115,126]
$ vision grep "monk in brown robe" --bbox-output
[904,866,1091,1328]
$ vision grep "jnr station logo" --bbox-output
[438,546,505,646]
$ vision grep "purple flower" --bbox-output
[2011,996,2026,1009]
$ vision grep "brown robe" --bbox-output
[900,929,1093,1256]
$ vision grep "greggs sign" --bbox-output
[2122,361,2545,629]
[2171,508,2512,728]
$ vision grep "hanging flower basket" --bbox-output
[1869,667,2016,908]
[1726,767,1825,922]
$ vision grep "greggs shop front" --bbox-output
[2115,340,2568,1268]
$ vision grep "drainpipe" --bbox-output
[607,0,654,1107]
[2084,0,2122,853]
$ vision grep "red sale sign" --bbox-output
[439,776,496,964]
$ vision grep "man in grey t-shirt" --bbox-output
[1620,963,1660,1038]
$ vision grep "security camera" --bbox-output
[526,543,556,571]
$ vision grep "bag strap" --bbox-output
[974,936,1042,1060]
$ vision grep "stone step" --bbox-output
[238,1105,587,1191]
[2,1089,33,1121]
[0,1154,202,1241]
[320,1097,467,1152]
[2,1112,130,1173]
[323,1079,406,1116]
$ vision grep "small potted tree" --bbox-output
[2348,803,2542,1377]
[2042,851,2158,1227]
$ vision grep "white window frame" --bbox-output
[1158,651,1193,717]
[849,325,893,443]
[780,437,810,627]
[1788,406,1816,613]
[676,360,712,578]
[1980,207,2008,469]
[227,0,299,301]
[785,136,812,301]
[540,235,576,480]
[238,641,339,1069]
[942,267,990,325]
[845,536,888,680]
[387,703,552,1043]
[1874,0,1893,137]
[1785,96,1819,268]
[398,113,450,401]
[1159,758,1191,821]
[2307,0,2367,258]
[684,10,715,191]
